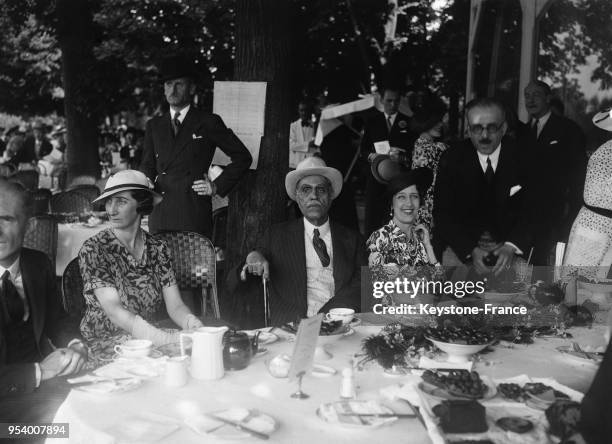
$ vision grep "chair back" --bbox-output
[68,184,100,202]
[154,231,219,319]
[24,215,58,270]
[10,170,39,190]
[31,188,52,215]
[62,257,86,319]
[50,190,93,214]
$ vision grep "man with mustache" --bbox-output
[140,55,252,238]
[433,98,537,275]
[228,157,365,325]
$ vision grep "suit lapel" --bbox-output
[494,144,511,205]
[330,221,349,288]
[287,219,307,314]
[20,254,43,344]
[157,113,175,167]
[171,108,200,160]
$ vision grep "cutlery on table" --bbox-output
[206,414,269,440]
[401,400,426,428]
[571,342,596,360]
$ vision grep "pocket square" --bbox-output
[192,134,204,140]
[549,140,558,145]
[509,185,522,196]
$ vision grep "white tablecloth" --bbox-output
[48,321,604,444]
[56,223,110,276]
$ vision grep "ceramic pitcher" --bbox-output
[181,326,228,380]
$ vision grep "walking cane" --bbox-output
[262,276,271,328]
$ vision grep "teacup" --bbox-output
[325,308,355,325]
[165,356,189,387]
[114,339,153,358]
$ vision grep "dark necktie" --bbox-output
[171,113,181,136]
[312,228,330,267]
[1,270,24,323]
[531,118,539,140]
[386,116,393,132]
[485,157,494,184]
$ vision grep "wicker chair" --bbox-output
[23,215,58,270]
[61,257,86,319]
[50,190,93,214]
[10,170,39,190]
[31,188,52,215]
[154,231,220,319]
[68,184,100,202]
[0,164,16,177]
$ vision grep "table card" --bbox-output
[374,140,391,154]
[288,314,323,381]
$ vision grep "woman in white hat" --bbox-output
[78,170,203,361]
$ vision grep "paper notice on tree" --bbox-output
[288,314,323,381]
[374,140,391,155]
[212,81,266,169]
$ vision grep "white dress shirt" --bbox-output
[476,144,501,173]
[0,257,29,322]
[531,110,551,138]
[303,218,334,317]
[171,104,190,123]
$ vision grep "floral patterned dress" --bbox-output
[367,220,430,267]
[411,134,448,230]
[79,228,177,361]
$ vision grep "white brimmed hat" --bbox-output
[93,170,162,205]
[593,107,612,131]
[285,157,342,201]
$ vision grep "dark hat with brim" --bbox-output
[386,167,433,197]
[371,154,408,185]
[159,55,197,82]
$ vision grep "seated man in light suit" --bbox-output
[228,157,365,326]
[0,179,86,402]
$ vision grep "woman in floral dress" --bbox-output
[367,168,439,267]
[409,92,448,231]
[79,170,203,362]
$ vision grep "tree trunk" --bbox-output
[227,0,292,269]
[55,0,99,183]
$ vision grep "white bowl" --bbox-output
[426,338,491,363]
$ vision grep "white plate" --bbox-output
[317,400,397,428]
[74,378,143,395]
[112,349,163,360]
[185,408,277,440]
[417,379,497,401]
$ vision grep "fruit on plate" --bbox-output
[545,399,581,439]
[523,382,569,400]
[497,383,525,400]
[426,326,494,345]
[422,370,487,399]
[319,319,344,335]
[496,417,534,433]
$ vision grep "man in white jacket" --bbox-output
[289,101,318,169]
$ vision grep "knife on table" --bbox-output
[206,415,269,440]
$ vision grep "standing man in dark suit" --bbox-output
[20,121,53,165]
[434,98,536,275]
[0,180,86,415]
[522,80,587,266]
[140,56,252,237]
[228,157,364,326]
[361,86,417,236]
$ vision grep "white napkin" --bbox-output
[106,413,180,442]
[417,356,473,371]
[379,378,422,406]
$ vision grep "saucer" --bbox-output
[113,349,163,360]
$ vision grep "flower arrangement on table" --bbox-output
[359,323,434,370]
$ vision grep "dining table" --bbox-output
[45,314,604,444]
